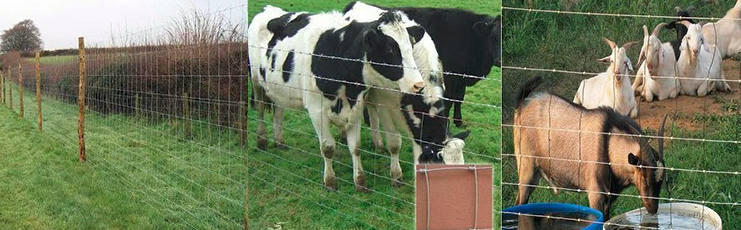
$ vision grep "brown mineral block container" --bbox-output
[416,164,494,230]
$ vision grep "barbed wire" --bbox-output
[502,6,741,21]
[503,65,741,84]
[501,182,740,206]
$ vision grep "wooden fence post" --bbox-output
[0,70,4,105]
[18,62,24,118]
[36,52,42,131]
[182,92,191,139]
[8,69,13,110]
[78,37,86,162]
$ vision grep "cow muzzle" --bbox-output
[413,82,425,93]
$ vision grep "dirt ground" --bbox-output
[634,60,741,131]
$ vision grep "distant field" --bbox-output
[247,0,501,229]
[22,55,77,65]
[503,0,741,228]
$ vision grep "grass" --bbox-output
[0,82,246,229]
[502,0,741,228]
[248,0,501,229]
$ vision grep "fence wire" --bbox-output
[0,5,249,229]
[503,2,741,229]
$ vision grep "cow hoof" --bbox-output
[275,142,287,150]
[324,177,338,191]
[355,184,369,192]
[354,174,367,192]
[391,179,404,188]
[454,120,465,128]
[257,138,268,150]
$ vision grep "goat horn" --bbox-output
[653,23,667,37]
[686,6,696,13]
[622,41,639,50]
[603,37,616,50]
[680,20,693,28]
[658,113,669,160]
[674,6,681,12]
[642,25,649,37]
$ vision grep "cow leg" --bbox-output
[376,106,403,186]
[253,85,268,150]
[346,120,367,192]
[367,106,384,151]
[453,100,464,127]
[308,110,337,190]
[273,106,286,149]
[385,130,402,187]
[412,144,422,165]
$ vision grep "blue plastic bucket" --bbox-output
[502,203,604,230]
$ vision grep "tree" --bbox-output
[1,20,43,52]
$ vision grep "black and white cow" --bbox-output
[248,6,425,191]
[344,1,502,127]
[343,2,472,185]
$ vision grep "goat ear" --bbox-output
[628,153,640,166]
[597,56,611,63]
[452,130,471,140]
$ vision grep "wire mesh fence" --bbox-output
[503,1,740,229]
[245,3,502,229]
[0,4,249,229]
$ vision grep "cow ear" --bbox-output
[406,26,425,45]
[628,153,640,166]
[364,29,383,50]
[473,21,492,37]
[452,130,471,140]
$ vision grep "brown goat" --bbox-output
[513,76,667,219]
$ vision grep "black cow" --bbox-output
[345,2,502,127]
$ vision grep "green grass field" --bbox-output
[0,83,246,229]
[503,0,741,228]
[248,0,501,229]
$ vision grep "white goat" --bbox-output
[574,38,638,118]
[702,1,741,59]
[633,23,680,102]
[677,21,730,97]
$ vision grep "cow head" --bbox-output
[638,23,667,76]
[418,130,471,164]
[473,15,502,67]
[598,38,636,87]
[364,11,425,94]
[627,114,668,214]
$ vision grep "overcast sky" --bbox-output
[0,0,247,50]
